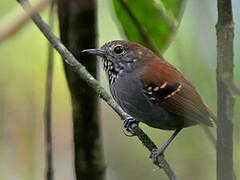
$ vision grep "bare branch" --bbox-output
[17,0,179,179]
[216,0,235,179]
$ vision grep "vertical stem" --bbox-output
[216,0,235,179]
[57,0,105,179]
[44,1,55,180]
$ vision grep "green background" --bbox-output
[0,0,239,179]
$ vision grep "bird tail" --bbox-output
[207,107,217,126]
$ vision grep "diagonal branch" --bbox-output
[17,0,179,179]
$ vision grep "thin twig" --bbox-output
[43,1,55,180]
[0,0,51,43]
[17,0,179,179]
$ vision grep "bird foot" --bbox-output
[123,117,139,137]
[149,148,165,164]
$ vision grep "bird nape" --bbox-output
[82,40,216,163]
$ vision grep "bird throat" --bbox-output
[103,58,124,85]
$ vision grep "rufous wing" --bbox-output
[141,59,215,127]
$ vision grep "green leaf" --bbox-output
[112,0,186,53]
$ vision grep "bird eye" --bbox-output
[113,45,124,54]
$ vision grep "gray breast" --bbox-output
[109,70,176,130]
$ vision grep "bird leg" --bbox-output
[123,117,139,137]
[150,127,182,163]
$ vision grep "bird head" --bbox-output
[82,40,156,84]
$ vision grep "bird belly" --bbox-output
[110,72,180,130]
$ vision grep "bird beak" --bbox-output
[81,48,105,57]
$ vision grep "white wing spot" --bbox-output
[153,86,159,91]
[160,82,167,88]
[147,86,152,91]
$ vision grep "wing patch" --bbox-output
[144,82,182,103]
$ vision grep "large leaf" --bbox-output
[112,0,186,53]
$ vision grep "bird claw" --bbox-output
[149,148,165,164]
[122,129,135,137]
[123,117,138,128]
[122,117,139,137]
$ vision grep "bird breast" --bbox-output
[109,69,177,130]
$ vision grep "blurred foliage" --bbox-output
[0,0,239,180]
[112,0,185,52]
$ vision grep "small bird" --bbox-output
[82,40,215,162]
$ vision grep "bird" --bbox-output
[82,40,216,162]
